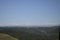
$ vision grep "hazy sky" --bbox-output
[0,0,60,26]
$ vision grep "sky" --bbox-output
[0,0,60,26]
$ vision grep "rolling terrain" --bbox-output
[0,26,59,40]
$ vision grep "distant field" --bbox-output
[0,33,18,40]
[0,26,59,40]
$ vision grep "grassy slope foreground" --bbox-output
[0,33,18,40]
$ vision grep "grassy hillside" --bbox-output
[0,33,18,40]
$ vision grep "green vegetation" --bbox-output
[0,26,59,40]
[0,33,18,40]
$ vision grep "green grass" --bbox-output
[0,33,18,40]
